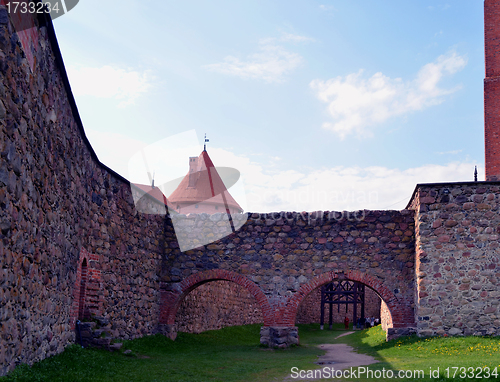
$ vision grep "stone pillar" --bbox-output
[386,327,416,342]
[260,327,299,348]
[157,324,177,340]
[484,0,500,180]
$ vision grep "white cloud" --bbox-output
[259,32,314,45]
[278,32,315,44]
[84,130,478,213]
[429,4,450,11]
[205,38,306,83]
[437,149,462,155]
[319,4,335,11]
[203,148,479,213]
[84,128,147,179]
[310,51,467,139]
[67,65,153,107]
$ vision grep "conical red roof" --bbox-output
[168,150,243,212]
[132,183,168,206]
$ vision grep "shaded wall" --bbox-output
[175,280,263,333]
[0,9,164,375]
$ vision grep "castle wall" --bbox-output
[0,10,164,375]
[160,210,416,340]
[410,182,500,337]
[4,1,500,374]
[295,287,321,324]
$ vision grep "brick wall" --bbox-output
[69,248,102,327]
[484,78,500,181]
[295,287,321,324]
[485,0,500,181]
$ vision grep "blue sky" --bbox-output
[53,0,484,212]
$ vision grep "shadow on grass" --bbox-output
[2,324,499,382]
[299,324,500,382]
[0,324,325,382]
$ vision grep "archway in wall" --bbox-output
[295,280,383,327]
[162,270,274,333]
[78,258,88,320]
[175,280,263,333]
[289,271,396,332]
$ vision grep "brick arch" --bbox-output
[78,258,88,320]
[70,251,90,329]
[284,270,411,328]
[69,248,101,329]
[161,269,273,326]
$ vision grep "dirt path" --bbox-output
[283,331,378,381]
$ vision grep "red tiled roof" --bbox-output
[132,183,168,206]
[168,150,243,212]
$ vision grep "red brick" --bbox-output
[485,1,500,179]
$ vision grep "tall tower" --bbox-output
[168,149,243,215]
[485,0,500,180]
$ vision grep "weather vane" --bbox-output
[204,133,209,151]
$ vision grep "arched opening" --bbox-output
[77,258,88,320]
[160,270,274,334]
[175,280,263,333]
[287,270,403,339]
[295,280,384,329]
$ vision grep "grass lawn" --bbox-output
[1,324,499,382]
[319,325,500,382]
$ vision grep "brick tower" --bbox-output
[485,0,500,180]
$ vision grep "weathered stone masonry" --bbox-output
[1,1,500,377]
[175,280,263,333]
[159,210,417,345]
[409,182,500,337]
[0,9,164,375]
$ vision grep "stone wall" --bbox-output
[0,9,164,375]
[175,280,263,333]
[380,300,392,331]
[295,285,381,324]
[160,210,416,337]
[295,288,321,324]
[1,0,500,376]
[3,2,499,373]
[410,182,500,337]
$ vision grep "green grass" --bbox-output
[1,325,323,382]
[2,324,500,382]
[312,325,500,382]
